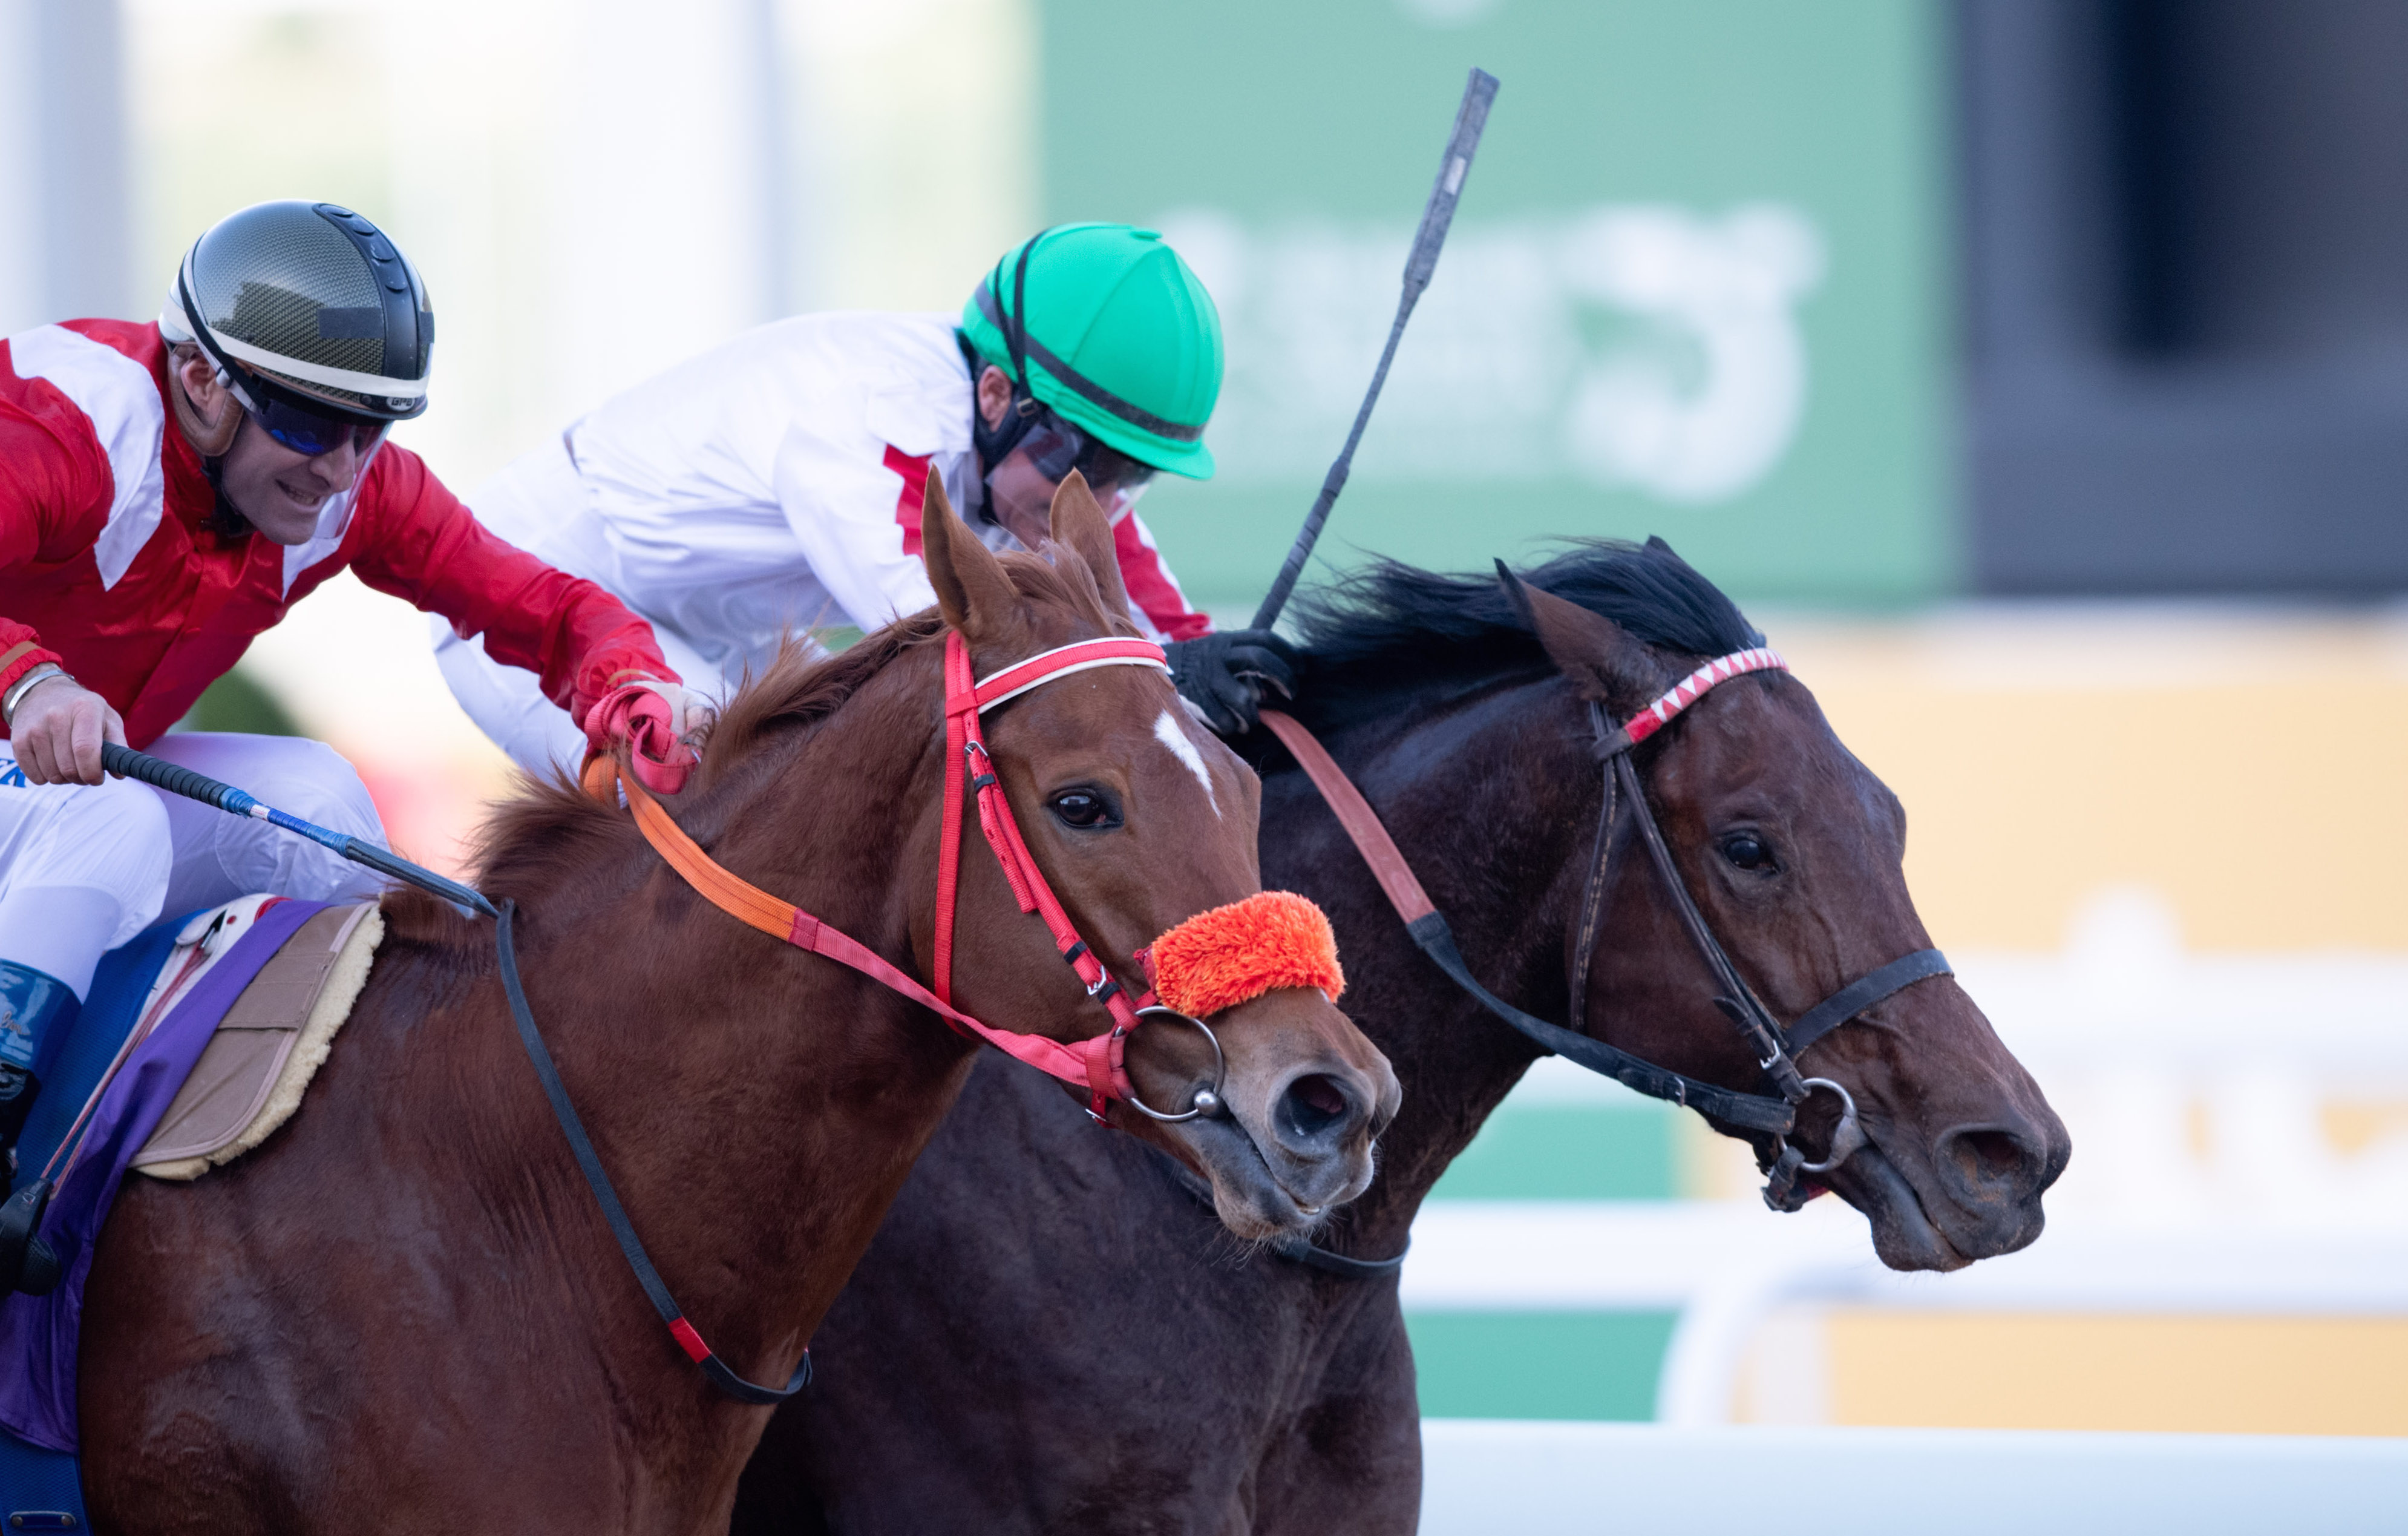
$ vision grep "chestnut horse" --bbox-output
[735,539,2070,1534]
[72,477,1396,1531]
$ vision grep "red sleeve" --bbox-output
[344,445,678,726]
[1111,508,1212,643]
[0,376,110,695]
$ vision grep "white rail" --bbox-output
[1398,1204,2408,1425]
[1419,1420,2408,1536]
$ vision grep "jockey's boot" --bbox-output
[0,961,77,1189]
[0,962,73,1296]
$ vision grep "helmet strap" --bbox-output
[196,416,255,543]
[960,335,1036,525]
[166,353,242,459]
[963,228,1062,523]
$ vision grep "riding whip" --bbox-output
[100,741,499,918]
[1249,66,1499,632]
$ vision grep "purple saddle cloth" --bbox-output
[0,897,327,1452]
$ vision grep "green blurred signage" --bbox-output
[1039,0,1952,607]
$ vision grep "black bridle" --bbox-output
[1238,649,1955,1278]
[1398,697,1949,1212]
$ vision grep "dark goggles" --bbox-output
[241,395,391,458]
[1016,407,1156,491]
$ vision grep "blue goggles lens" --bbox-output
[245,398,389,458]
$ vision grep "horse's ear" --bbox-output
[1494,560,1655,705]
[1047,470,1130,619]
[921,472,1018,638]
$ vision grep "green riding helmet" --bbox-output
[961,223,1223,480]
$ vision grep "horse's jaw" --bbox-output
[1823,1132,1980,1273]
[1159,1108,1379,1242]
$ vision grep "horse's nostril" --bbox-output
[1279,1074,1353,1142]
[1945,1127,2031,1189]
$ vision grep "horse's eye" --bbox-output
[1721,835,1773,871]
[1050,789,1118,830]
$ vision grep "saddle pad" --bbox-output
[133,901,380,1181]
[0,897,327,1454]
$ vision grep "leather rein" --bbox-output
[1257,645,1952,1239]
[498,631,1214,1403]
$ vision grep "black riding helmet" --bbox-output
[159,200,434,431]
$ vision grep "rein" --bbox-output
[1258,646,1952,1220]
[500,628,1340,1400]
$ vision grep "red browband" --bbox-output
[1618,646,1788,746]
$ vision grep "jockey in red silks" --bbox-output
[434,222,1299,777]
[0,200,699,1186]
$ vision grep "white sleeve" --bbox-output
[770,420,941,632]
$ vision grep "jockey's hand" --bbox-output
[1164,629,1298,735]
[584,677,710,794]
[623,678,712,744]
[10,675,126,786]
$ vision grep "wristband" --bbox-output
[1,664,71,727]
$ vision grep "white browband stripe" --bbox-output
[974,639,1170,714]
[1622,647,1788,742]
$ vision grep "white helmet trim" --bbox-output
[197,327,428,401]
[163,249,429,401]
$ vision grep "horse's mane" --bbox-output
[463,543,1128,902]
[1291,536,1763,691]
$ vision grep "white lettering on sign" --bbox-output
[1157,203,1825,505]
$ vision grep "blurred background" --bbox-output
[4,0,2404,1445]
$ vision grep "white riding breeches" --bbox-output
[0,732,389,999]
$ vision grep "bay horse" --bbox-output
[71,476,1397,1531]
[733,539,2071,1534]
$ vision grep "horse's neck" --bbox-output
[497,665,977,1376]
[1268,676,1596,1260]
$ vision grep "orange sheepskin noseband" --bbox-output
[1145,891,1345,1018]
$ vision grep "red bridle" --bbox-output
[542,628,1351,1405]
[934,631,1172,1114]
[592,629,1342,1121]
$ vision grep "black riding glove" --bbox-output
[1163,629,1299,735]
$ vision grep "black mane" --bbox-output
[1291,537,1764,684]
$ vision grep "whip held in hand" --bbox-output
[1249,67,1499,633]
[99,742,499,919]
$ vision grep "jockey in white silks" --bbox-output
[436,223,1298,778]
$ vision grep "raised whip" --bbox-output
[1249,66,1499,632]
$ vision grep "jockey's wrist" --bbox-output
[1,664,74,727]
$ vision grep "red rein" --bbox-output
[589,631,1344,1120]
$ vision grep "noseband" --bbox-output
[1261,646,1951,1215]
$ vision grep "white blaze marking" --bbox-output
[1153,709,1220,817]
